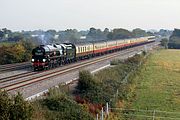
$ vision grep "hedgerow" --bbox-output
[76,54,146,108]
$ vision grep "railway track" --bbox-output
[0,42,159,92]
[0,49,135,91]
[0,62,31,73]
[0,71,35,84]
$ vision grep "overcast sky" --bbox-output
[0,0,180,31]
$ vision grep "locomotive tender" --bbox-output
[31,36,155,70]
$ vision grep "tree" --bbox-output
[88,28,96,36]
[77,70,96,91]
[107,28,134,40]
[103,28,110,34]
[161,38,168,49]
[2,28,12,35]
[147,31,154,36]
[158,29,173,37]
[107,32,113,40]
[0,30,4,40]
[8,32,24,42]
[11,43,26,62]
[19,40,35,61]
[0,45,13,64]
[86,28,107,41]
[44,30,57,44]
[87,27,98,41]
[171,29,180,36]
[132,28,148,37]
[58,29,81,43]
[0,42,27,64]
[168,29,180,49]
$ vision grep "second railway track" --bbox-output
[0,62,31,73]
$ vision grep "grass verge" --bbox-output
[130,49,180,119]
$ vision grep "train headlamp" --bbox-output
[43,59,46,62]
[31,59,35,62]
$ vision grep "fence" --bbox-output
[96,104,180,120]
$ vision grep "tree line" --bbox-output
[1,28,174,45]
[0,28,155,45]
[0,27,175,65]
[0,27,155,65]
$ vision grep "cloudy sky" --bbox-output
[0,0,180,31]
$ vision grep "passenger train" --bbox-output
[31,36,155,70]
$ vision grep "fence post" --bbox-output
[101,107,104,120]
[106,102,109,116]
[96,114,99,120]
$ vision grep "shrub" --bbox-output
[0,91,11,120]
[110,59,124,65]
[77,70,98,92]
[0,91,33,120]
[42,88,94,120]
[10,93,33,120]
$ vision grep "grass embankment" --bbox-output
[76,54,145,119]
[131,49,180,118]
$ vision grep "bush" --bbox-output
[77,70,97,92]
[0,91,11,120]
[110,59,124,65]
[42,88,94,120]
[10,93,33,120]
[0,91,33,120]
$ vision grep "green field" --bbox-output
[130,49,180,119]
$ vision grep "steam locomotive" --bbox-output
[31,36,155,70]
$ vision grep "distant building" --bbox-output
[5,34,8,38]
[31,34,39,37]
[80,36,86,40]
[54,34,59,39]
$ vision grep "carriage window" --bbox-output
[78,47,80,53]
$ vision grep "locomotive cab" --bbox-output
[60,43,76,63]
